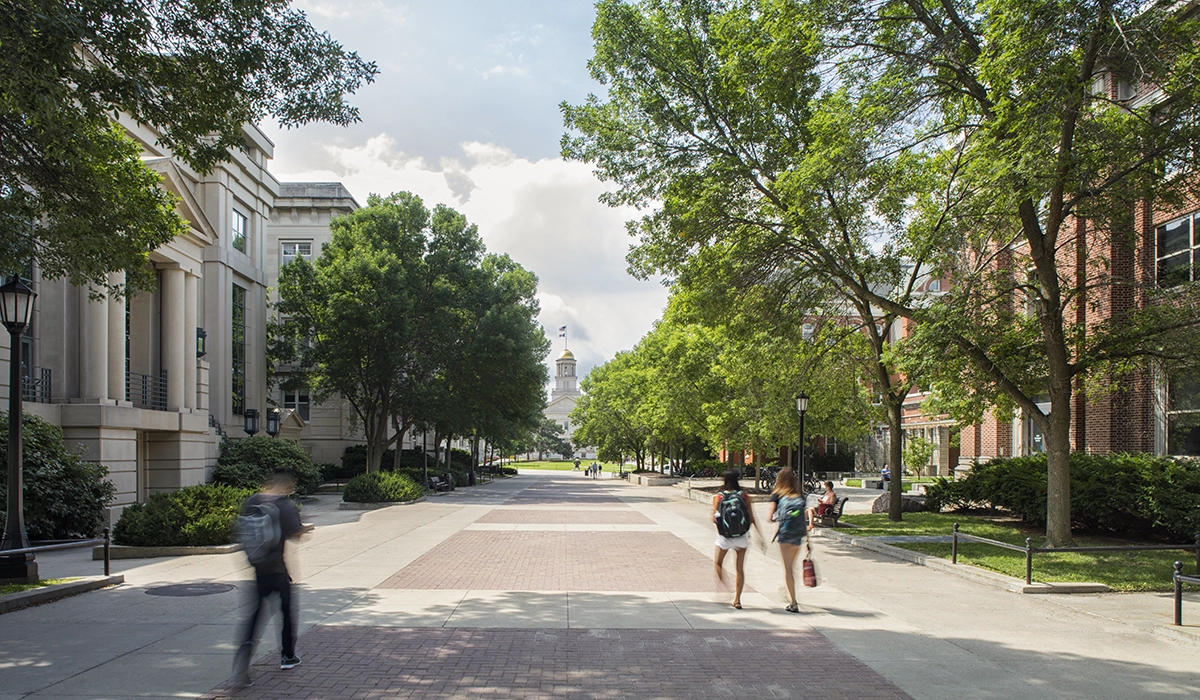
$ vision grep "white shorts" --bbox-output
[715,534,750,550]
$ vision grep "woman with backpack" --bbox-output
[768,467,808,613]
[712,469,757,609]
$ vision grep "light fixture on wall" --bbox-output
[1,276,38,582]
[265,408,281,438]
[196,328,207,358]
[243,408,259,436]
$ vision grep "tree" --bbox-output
[571,351,655,467]
[902,436,935,479]
[531,419,574,460]
[1,0,376,290]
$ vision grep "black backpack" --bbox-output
[716,490,751,537]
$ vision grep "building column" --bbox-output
[107,271,125,402]
[78,285,108,401]
[184,273,198,410]
[162,266,186,412]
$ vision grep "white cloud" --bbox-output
[269,132,669,395]
[478,65,530,80]
[294,0,406,24]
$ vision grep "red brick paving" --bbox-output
[475,509,654,525]
[502,479,628,506]
[377,531,737,592]
[208,627,912,699]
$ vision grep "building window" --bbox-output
[928,279,941,292]
[283,389,310,422]
[232,284,246,415]
[1168,370,1200,456]
[232,210,248,253]
[281,241,312,266]
[1156,212,1198,287]
[802,323,814,341]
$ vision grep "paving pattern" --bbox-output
[475,509,655,525]
[215,627,911,699]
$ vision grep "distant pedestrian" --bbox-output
[768,467,808,613]
[712,469,758,610]
[574,458,581,471]
[232,470,305,687]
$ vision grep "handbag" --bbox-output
[801,541,817,588]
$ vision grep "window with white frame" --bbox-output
[232,209,248,253]
[1167,370,1200,456]
[1156,212,1199,287]
[281,241,312,266]
[283,388,310,422]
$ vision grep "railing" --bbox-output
[951,522,1200,586]
[1,528,112,576]
[126,369,168,411]
[21,366,51,403]
[1173,562,1200,626]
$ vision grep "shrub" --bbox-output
[214,436,322,495]
[0,412,116,539]
[343,444,437,474]
[926,453,1200,540]
[342,472,423,503]
[113,484,252,547]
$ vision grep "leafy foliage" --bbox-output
[113,484,251,547]
[0,412,115,539]
[1,0,376,288]
[926,454,1200,540]
[213,436,322,495]
[342,472,424,504]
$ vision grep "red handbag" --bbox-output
[802,543,817,587]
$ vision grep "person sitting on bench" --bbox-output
[807,481,837,530]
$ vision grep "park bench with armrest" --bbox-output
[427,476,451,493]
[814,497,848,528]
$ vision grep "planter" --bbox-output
[94,543,241,560]
[0,575,125,613]
[338,495,426,510]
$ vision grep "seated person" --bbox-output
[806,481,838,529]
[881,465,890,481]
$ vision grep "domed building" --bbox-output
[543,347,593,459]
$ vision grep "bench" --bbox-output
[427,476,451,493]
[813,497,848,528]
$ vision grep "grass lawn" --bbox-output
[0,578,80,596]
[511,461,614,471]
[839,513,1194,591]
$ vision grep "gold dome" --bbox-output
[559,348,576,360]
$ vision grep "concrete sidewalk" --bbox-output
[0,472,1196,699]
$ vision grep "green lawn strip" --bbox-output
[839,513,1189,591]
[0,578,81,596]
[512,461,593,471]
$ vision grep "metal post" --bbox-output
[1194,534,1199,576]
[1175,561,1184,626]
[952,523,959,565]
[1025,538,1034,585]
[103,527,111,576]
[798,411,806,494]
[1,323,37,582]
[422,430,428,492]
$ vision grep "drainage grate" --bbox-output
[145,583,236,597]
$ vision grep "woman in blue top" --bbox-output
[767,467,807,612]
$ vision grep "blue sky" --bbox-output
[269,1,668,389]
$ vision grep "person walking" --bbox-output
[767,467,808,613]
[232,470,305,687]
[712,469,758,609]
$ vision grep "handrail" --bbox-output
[0,528,112,576]
[1173,562,1200,626]
[952,523,1200,585]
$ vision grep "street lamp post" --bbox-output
[1,277,38,582]
[265,408,281,438]
[422,428,429,491]
[795,393,809,495]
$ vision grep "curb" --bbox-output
[1152,624,1200,648]
[94,543,241,560]
[816,528,1109,594]
[0,575,124,614]
[338,495,427,510]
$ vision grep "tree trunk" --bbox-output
[887,398,904,521]
[1043,386,1074,547]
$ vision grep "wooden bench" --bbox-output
[813,497,849,528]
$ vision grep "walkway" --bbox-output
[0,472,1196,699]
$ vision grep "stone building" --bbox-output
[543,348,594,459]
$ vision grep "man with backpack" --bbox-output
[232,470,304,688]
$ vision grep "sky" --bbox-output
[268,1,670,390]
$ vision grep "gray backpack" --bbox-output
[237,499,282,565]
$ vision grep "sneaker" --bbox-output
[234,674,254,688]
[280,654,302,670]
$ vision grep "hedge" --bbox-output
[0,412,116,539]
[213,436,322,495]
[926,453,1200,540]
[113,484,252,546]
[342,472,424,503]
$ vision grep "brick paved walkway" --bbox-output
[475,509,655,525]
[211,627,910,699]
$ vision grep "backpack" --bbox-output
[237,499,282,566]
[716,490,751,538]
[775,495,806,538]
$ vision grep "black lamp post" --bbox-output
[1,277,38,582]
[265,408,281,438]
[795,392,809,494]
[243,408,259,437]
[421,428,429,490]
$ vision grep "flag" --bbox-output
[558,325,567,337]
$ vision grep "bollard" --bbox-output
[952,523,959,565]
[1025,538,1033,585]
[1195,534,1199,576]
[103,527,111,576]
[1175,561,1184,626]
